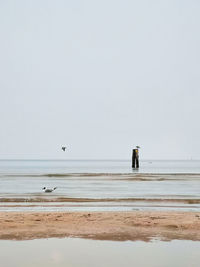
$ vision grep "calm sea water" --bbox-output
[0,160,200,212]
[0,159,200,174]
[1,238,200,267]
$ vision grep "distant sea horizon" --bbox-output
[0,159,200,174]
[0,158,199,161]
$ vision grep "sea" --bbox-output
[1,238,200,267]
[0,159,200,212]
[1,159,200,267]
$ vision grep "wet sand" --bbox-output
[0,211,200,241]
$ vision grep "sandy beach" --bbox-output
[0,211,200,241]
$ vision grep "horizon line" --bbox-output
[0,158,199,161]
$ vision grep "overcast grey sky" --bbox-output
[0,0,200,160]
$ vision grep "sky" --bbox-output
[0,0,200,160]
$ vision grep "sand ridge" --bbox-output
[0,211,200,241]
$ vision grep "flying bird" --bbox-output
[62,146,67,151]
[42,187,57,193]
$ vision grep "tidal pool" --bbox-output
[0,238,200,267]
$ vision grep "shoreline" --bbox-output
[1,211,200,242]
[1,197,200,203]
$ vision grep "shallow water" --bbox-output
[0,238,200,267]
[0,160,200,211]
[1,159,200,174]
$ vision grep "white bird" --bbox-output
[42,187,57,193]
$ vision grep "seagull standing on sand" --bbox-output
[42,187,57,193]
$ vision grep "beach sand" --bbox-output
[0,211,200,241]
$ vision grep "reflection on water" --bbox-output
[0,238,200,267]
